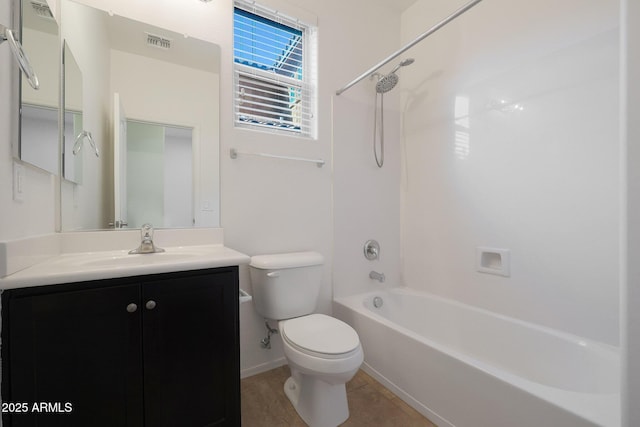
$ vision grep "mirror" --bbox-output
[63,41,84,184]
[113,93,195,229]
[59,0,220,231]
[124,120,194,229]
[19,0,60,175]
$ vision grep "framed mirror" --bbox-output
[59,0,221,231]
[18,0,60,175]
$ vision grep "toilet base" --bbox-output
[284,372,349,427]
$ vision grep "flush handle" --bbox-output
[266,271,280,278]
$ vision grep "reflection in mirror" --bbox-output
[60,0,221,231]
[19,0,59,174]
[63,41,83,184]
[125,121,194,229]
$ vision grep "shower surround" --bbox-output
[333,0,620,425]
[399,0,619,346]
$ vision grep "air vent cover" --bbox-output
[30,1,54,20]
[146,33,171,50]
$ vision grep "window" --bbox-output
[233,0,316,137]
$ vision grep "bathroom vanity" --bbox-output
[0,234,248,427]
[2,267,238,426]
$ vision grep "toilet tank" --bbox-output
[249,252,324,320]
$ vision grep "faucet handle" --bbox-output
[129,223,164,254]
[141,223,154,240]
[364,240,380,260]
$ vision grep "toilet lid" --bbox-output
[281,314,360,356]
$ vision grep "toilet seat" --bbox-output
[280,314,360,360]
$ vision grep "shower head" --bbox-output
[375,58,414,93]
[389,58,415,74]
[375,73,399,93]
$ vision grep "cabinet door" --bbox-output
[3,284,144,427]
[142,269,239,427]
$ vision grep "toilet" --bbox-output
[250,252,363,427]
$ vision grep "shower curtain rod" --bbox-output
[335,0,484,96]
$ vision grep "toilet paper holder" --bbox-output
[239,288,252,304]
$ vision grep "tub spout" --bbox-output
[369,271,385,283]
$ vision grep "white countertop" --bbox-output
[0,244,250,290]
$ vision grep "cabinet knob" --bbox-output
[146,300,157,310]
[126,303,138,313]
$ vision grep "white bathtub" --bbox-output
[334,288,620,427]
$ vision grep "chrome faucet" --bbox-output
[369,271,385,283]
[129,223,165,254]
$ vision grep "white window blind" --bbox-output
[233,0,316,138]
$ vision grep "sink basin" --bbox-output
[81,252,198,268]
[41,246,222,272]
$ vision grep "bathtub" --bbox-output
[333,288,620,427]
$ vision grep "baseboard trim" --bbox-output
[241,357,287,379]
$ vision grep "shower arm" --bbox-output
[335,0,483,96]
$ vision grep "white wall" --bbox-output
[621,0,640,424]
[400,0,620,345]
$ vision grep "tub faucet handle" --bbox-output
[364,240,380,260]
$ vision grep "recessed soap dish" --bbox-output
[476,247,510,277]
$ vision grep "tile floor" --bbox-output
[241,365,437,426]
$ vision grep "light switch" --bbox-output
[13,162,25,202]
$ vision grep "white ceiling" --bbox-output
[371,0,418,13]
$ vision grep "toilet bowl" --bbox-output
[280,314,363,378]
[279,314,364,427]
[249,252,364,427]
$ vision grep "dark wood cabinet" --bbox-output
[1,267,240,427]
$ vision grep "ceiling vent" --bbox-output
[146,33,171,50]
[30,1,54,20]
